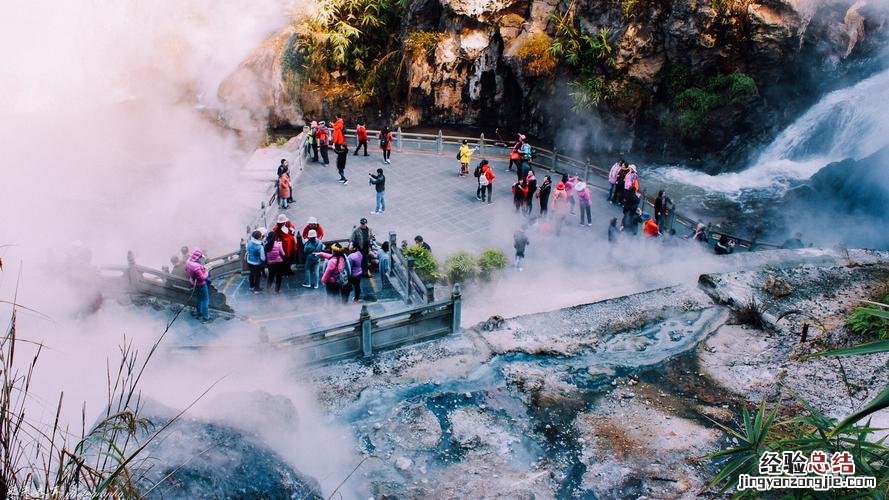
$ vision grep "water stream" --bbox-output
[338,308,729,497]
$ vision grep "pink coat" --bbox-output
[185,248,209,286]
[278,173,291,199]
[266,241,285,264]
[319,252,347,284]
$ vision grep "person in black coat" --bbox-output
[537,175,552,215]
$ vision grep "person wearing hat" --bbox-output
[246,229,267,293]
[575,181,592,226]
[551,181,570,235]
[301,217,325,241]
[612,163,629,205]
[350,218,375,276]
[302,229,324,288]
[517,138,532,181]
[272,213,298,269]
[624,164,639,193]
[508,133,526,172]
[185,248,211,321]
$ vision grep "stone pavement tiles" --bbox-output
[283,150,627,257]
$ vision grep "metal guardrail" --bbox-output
[315,127,781,251]
[271,284,461,365]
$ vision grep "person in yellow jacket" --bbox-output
[457,139,477,177]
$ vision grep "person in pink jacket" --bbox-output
[575,181,592,226]
[317,244,349,299]
[265,234,287,293]
[185,248,210,321]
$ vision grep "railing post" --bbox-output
[240,239,248,273]
[425,283,435,303]
[406,257,416,305]
[396,127,403,152]
[261,201,267,230]
[451,283,462,334]
[360,305,373,357]
[478,133,485,158]
[436,130,443,155]
[388,231,396,278]
[551,147,558,171]
[669,206,676,233]
[126,251,137,290]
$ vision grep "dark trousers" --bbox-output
[354,141,368,155]
[267,262,287,292]
[507,158,517,171]
[337,167,347,181]
[480,184,492,202]
[346,275,362,301]
[325,282,341,298]
[539,197,549,215]
[360,249,369,274]
[311,142,318,161]
[382,149,391,161]
[248,263,263,290]
[320,144,329,164]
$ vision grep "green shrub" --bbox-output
[404,31,443,55]
[568,76,615,111]
[403,246,438,283]
[445,251,479,285]
[847,295,889,339]
[275,136,288,147]
[478,248,508,281]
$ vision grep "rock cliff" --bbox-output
[224,0,887,166]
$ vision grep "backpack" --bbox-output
[479,172,489,186]
[335,256,349,286]
[473,165,482,178]
[456,150,461,160]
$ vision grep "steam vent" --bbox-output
[2,0,888,498]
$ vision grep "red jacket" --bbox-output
[317,128,329,144]
[273,221,297,258]
[333,118,345,145]
[483,166,495,183]
[356,125,368,141]
[643,219,660,237]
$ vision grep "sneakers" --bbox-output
[340,179,349,185]
[476,195,482,201]
[301,283,311,288]
[371,210,379,214]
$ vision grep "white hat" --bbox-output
[281,226,290,234]
[307,229,317,238]
[257,227,268,235]
[574,182,587,192]
[277,214,288,223]
[629,164,637,172]
[307,217,317,224]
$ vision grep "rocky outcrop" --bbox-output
[217,27,302,136]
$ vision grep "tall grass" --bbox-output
[0,296,192,498]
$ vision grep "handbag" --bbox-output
[456,150,461,160]
[509,151,520,160]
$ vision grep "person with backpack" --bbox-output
[318,243,349,299]
[473,161,484,200]
[379,126,393,164]
[353,120,369,156]
[457,139,476,176]
[185,248,211,321]
[302,229,323,288]
[369,168,386,214]
[317,121,330,165]
[246,229,266,293]
[537,175,552,215]
[265,234,287,293]
[517,140,532,181]
[350,217,375,276]
[344,242,364,302]
[478,160,495,203]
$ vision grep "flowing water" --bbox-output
[339,308,729,497]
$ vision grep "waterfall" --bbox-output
[659,67,889,194]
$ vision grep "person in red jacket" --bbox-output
[379,126,394,164]
[332,115,345,147]
[353,120,369,156]
[317,121,330,165]
[643,214,660,238]
[301,216,325,242]
[512,179,528,212]
[272,213,298,270]
[477,160,495,203]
